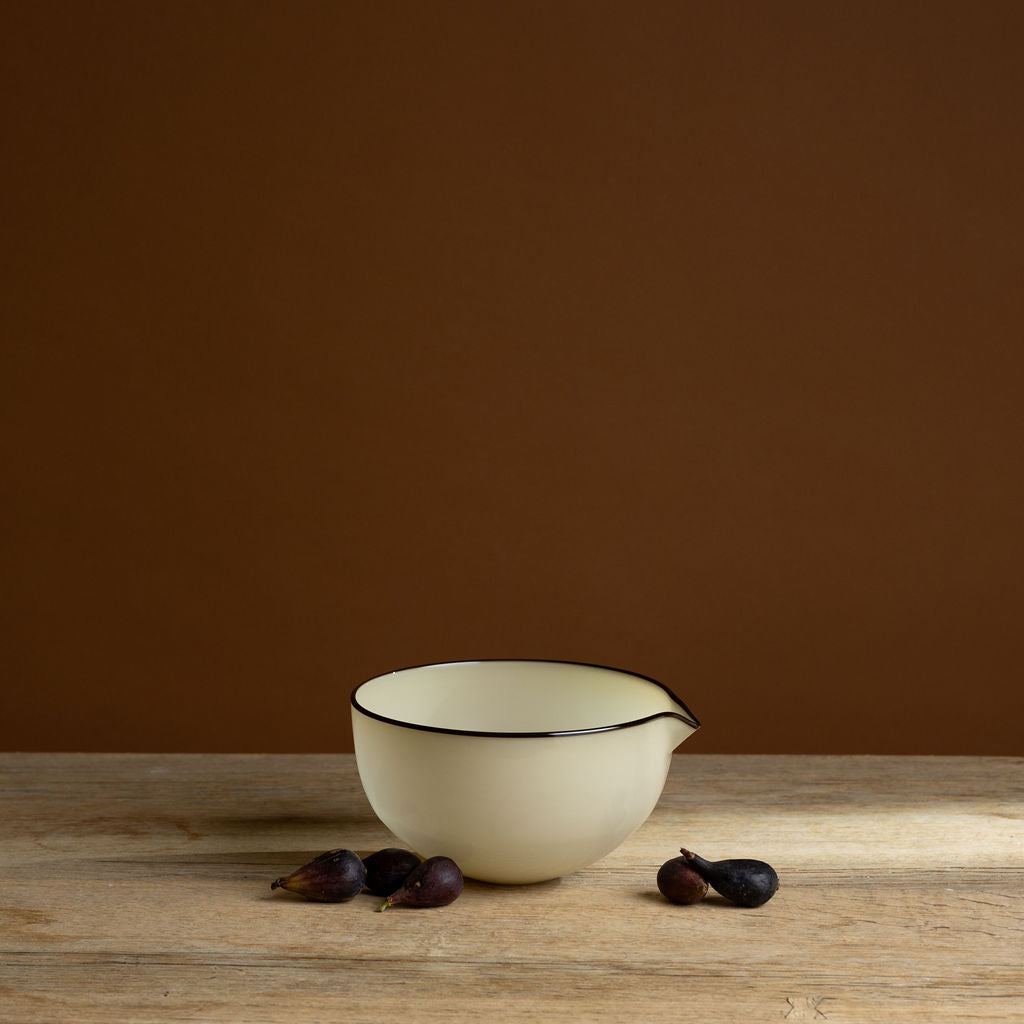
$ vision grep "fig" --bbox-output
[657,855,708,904]
[362,847,422,897]
[681,848,779,908]
[378,855,464,911]
[271,848,366,902]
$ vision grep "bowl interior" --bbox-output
[353,660,693,734]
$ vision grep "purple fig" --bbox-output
[271,848,365,902]
[378,855,463,911]
[657,856,709,904]
[681,849,779,907]
[362,848,422,897]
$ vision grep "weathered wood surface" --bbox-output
[1,754,1021,1022]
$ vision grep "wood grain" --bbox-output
[1,754,1022,1022]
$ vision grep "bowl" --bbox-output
[350,659,700,884]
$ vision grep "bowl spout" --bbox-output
[664,710,699,750]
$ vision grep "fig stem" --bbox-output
[378,897,393,912]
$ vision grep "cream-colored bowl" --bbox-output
[350,660,700,884]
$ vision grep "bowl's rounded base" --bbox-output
[462,870,573,885]
[399,833,631,885]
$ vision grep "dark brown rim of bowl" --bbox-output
[349,659,701,738]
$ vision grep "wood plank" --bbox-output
[1,754,1022,1022]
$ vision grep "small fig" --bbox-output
[362,847,422,897]
[681,848,779,908]
[378,855,464,911]
[657,856,709,905]
[271,849,366,902]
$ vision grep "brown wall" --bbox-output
[3,2,1022,755]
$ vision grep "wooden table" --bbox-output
[1,754,1022,1022]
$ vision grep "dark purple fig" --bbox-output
[681,849,779,908]
[657,855,709,905]
[378,855,464,911]
[362,847,422,897]
[271,849,365,902]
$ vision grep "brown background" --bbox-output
[3,1,1022,755]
